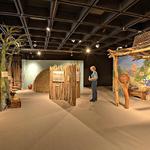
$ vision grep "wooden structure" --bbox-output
[108,31,150,109]
[11,56,22,90]
[9,95,21,108]
[49,64,80,106]
[33,69,49,93]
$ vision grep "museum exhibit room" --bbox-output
[0,0,150,150]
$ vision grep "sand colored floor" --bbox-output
[0,87,150,150]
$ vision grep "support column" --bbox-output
[113,56,119,106]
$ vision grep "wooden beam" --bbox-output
[108,46,150,58]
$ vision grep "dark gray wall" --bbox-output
[84,54,113,86]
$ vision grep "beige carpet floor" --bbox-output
[0,87,150,150]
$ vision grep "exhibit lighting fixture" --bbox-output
[86,48,91,53]
[37,51,41,56]
[95,44,100,48]
[117,46,123,50]
[122,27,126,31]
[79,40,82,43]
[46,27,50,32]
[138,30,142,33]
[71,39,75,43]
[33,43,37,47]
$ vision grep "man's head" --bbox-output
[90,66,96,72]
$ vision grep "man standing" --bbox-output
[88,66,98,102]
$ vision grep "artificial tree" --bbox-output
[0,26,25,110]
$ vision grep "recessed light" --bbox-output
[37,51,41,56]
[86,48,91,53]
[71,39,75,43]
[95,44,100,48]
[46,27,50,32]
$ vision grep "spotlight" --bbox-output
[117,46,123,50]
[46,27,50,32]
[86,48,91,53]
[33,43,37,47]
[125,44,128,48]
[37,51,41,56]
[122,27,126,31]
[95,44,100,48]
[138,30,142,33]
[71,53,73,57]
[71,39,75,43]
[79,40,82,43]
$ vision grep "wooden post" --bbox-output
[122,84,129,109]
[119,74,130,109]
[113,56,119,106]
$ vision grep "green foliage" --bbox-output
[135,60,150,83]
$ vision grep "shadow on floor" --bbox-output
[135,107,150,111]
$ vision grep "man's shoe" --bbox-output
[90,99,93,102]
[93,99,97,102]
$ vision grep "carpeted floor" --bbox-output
[0,87,150,150]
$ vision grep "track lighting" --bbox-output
[79,40,82,43]
[37,51,41,56]
[95,44,100,48]
[46,27,50,32]
[71,39,75,43]
[86,48,91,53]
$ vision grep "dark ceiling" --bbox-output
[0,0,150,55]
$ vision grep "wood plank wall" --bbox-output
[49,64,80,106]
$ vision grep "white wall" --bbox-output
[22,60,84,89]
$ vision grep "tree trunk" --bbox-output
[121,83,129,109]
[113,56,119,106]
[0,46,7,110]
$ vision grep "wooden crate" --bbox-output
[129,90,146,100]
[10,96,21,108]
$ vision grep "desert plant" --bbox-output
[0,25,25,110]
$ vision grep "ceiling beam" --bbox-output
[87,0,145,52]
[58,0,100,50]
[13,0,33,49]
[44,0,58,49]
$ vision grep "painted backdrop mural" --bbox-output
[118,56,150,99]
